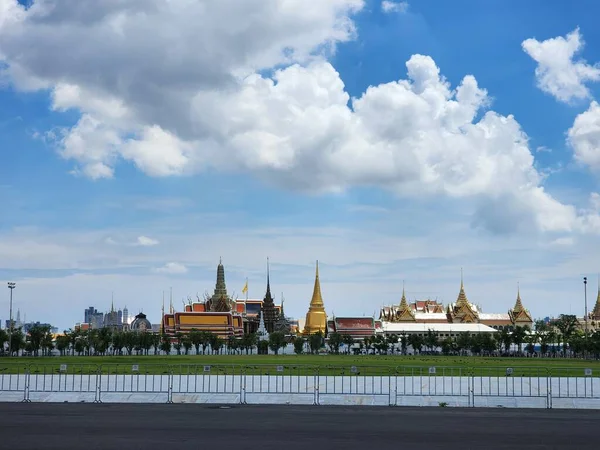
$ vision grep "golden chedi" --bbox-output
[303,261,327,334]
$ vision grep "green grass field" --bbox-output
[1,354,599,376]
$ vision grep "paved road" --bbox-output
[1,403,596,449]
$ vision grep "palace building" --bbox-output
[379,276,533,337]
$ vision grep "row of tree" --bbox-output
[2,314,600,358]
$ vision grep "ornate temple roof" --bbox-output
[509,285,533,324]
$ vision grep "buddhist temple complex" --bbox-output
[303,261,328,335]
[161,258,290,339]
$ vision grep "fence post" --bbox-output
[469,371,474,408]
[21,366,31,403]
[388,372,395,407]
[546,369,552,409]
[94,366,102,404]
[313,370,320,406]
[240,369,246,405]
[166,370,174,404]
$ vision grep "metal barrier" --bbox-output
[394,366,472,407]
[243,364,319,404]
[316,366,393,405]
[1,363,599,408]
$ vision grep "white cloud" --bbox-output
[136,236,159,247]
[154,262,188,274]
[568,101,600,172]
[0,0,599,237]
[549,236,574,247]
[522,28,600,103]
[381,1,409,13]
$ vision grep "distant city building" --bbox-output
[123,306,129,325]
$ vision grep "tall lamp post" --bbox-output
[584,277,588,358]
[7,282,16,357]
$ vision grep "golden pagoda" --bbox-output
[303,260,327,334]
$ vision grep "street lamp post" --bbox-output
[7,282,16,357]
[584,277,588,358]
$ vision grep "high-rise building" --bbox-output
[84,306,98,324]
[123,306,129,325]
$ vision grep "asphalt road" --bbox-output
[0,403,596,450]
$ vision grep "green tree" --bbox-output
[534,320,551,355]
[424,330,438,353]
[327,332,343,354]
[160,334,172,355]
[455,332,471,355]
[55,334,71,356]
[268,331,286,355]
[554,314,579,356]
[408,334,423,354]
[308,331,324,354]
[512,325,529,355]
[440,337,454,355]
[293,336,304,354]
[189,329,202,355]
[27,324,50,356]
[498,328,512,353]
[342,335,355,354]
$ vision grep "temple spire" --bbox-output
[303,260,327,334]
[513,282,524,312]
[309,260,324,308]
[456,269,468,306]
[266,257,271,297]
[592,274,600,319]
[399,280,409,309]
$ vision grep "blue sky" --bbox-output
[1,0,600,330]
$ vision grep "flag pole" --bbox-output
[245,277,248,314]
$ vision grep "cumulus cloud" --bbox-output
[522,28,600,103]
[0,0,599,234]
[381,1,409,13]
[136,236,159,247]
[154,262,188,274]
[568,101,600,172]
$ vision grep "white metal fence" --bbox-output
[1,363,598,407]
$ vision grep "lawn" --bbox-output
[1,354,599,377]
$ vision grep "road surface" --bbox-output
[1,403,595,449]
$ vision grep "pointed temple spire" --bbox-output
[265,257,272,299]
[309,260,324,308]
[592,274,600,319]
[456,269,469,306]
[513,282,525,312]
[213,258,228,299]
[262,257,277,332]
[303,260,327,334]
[399,280,409,310]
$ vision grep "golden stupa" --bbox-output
[303,260,327,334]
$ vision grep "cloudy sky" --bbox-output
[1,0,600,330]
